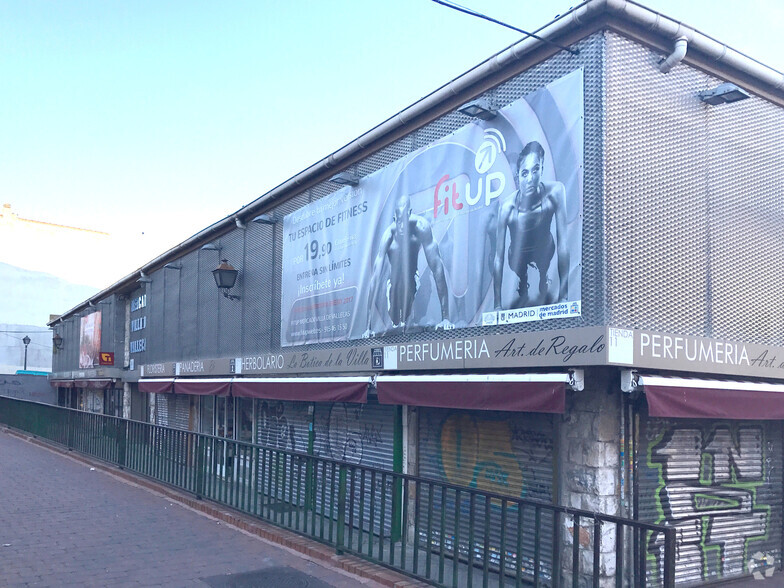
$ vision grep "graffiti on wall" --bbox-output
[437,413,551,499]
[0,376,56,404]
[646,424,775,583]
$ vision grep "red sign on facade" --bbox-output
[99,352,114,366]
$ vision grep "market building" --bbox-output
[43,1,784,585]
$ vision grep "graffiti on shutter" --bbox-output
[640,419,781,585]
[418,409,555,580]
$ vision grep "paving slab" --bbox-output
[0,428,386,588]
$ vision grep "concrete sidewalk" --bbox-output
[0,428,425,588]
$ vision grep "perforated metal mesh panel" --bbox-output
[149,275,166,360]
[163,267,180,358]
[67,316,79,368]
[112,294,124,356]
[605,33,784,343]
[216,229,244,357]
[271,192,311,351]
[243,222,275,353]
[54,316,77,372]
[197,248,220,358]
[180,249,200,359]
[707,97,784,343]
[99,302,113,356]
[605,33,710,334]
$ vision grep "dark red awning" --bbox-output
[74,379,114,389]
[173,378,231,397]
[138,379,175,394]
[50,380,74,388]
[232,377,369,403]
[640,375,784,420]
[375,374,569,413]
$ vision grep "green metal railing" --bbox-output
[0,397,675,587]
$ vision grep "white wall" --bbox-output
[0,324,52,373]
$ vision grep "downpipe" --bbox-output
[659,36,688,73]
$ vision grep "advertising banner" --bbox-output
[281,69,583,346]
[79,311,102,369]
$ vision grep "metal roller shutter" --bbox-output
[156,394,169,426]
[313,400,397,536]
[255,400,312,512]
[170,395,191,431]
[418,408,556,580]
[313,400,395,470]
[256,400,311,452]
[636,415,783,586]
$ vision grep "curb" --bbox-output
[3,427,430,588]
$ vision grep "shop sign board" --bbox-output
[608,328,784,379]
[139,327,784,382]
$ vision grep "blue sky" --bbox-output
[2,0,782,288]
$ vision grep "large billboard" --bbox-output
[79,311,102,369]
[282,69,583,346]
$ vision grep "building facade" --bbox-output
[47,2,784,585]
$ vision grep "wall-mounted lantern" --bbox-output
[53,333,64,350]
[212,259,240,301]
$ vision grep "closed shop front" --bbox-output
[633,376,784,586]
[253,397,398,534]
[253,397,397,469]
[103,388,123,417]
[418,407,556,579]
[315,399,398,536]
[155,393,195,430]
[83,389,103,413]
[637,414,782,585]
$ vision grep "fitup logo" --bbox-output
[474,128,506,174]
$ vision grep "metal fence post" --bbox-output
[195,434,206,500]
[663,527,676,588]
[336,464,347,554]
[117,419,127,469]
[67,410,75,450]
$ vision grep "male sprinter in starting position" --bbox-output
[363,194,453,337]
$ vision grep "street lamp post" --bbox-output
[22,335,30,371]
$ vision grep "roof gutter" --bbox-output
[604,0,784,89]
[50,0,784,326]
